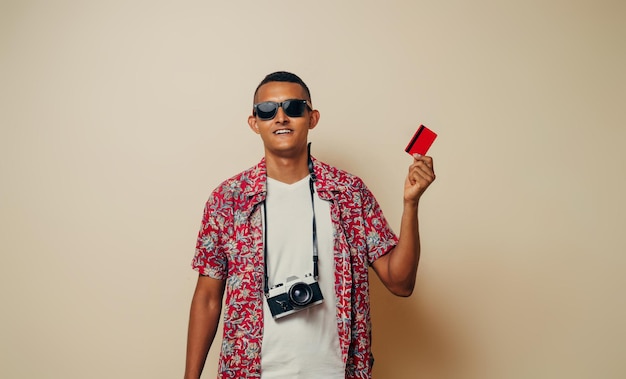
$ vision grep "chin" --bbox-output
[266,144,307,158]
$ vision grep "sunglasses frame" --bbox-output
[253,99,312,120]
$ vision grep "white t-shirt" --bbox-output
[261,175,344,378]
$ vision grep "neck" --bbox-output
[265,154,310,184]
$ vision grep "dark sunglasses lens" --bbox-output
[283,100,307,117]
[256,102,278,120]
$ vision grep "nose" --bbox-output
[274,105,289,123]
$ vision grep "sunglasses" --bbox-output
[253,99,312,120]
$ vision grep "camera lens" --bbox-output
[289,282,313,306]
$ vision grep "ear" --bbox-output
[308,109,320,130]
[248,114,260,134]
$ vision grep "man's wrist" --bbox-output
[403,199,419,210]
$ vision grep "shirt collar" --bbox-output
[242,156,346,203]
[242,158,268,204]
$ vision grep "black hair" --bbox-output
[253,71,312,103]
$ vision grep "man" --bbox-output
[184,71,435,379]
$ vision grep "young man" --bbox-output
[184,71,435,379]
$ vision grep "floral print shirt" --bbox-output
[192,157,398,378]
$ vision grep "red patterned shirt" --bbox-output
[192,157,398,378]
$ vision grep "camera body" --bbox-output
[266,273,324,319]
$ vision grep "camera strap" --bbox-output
[263,142,319,296]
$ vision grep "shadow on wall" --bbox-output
[370,277,473,379]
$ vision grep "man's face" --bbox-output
[248,81,320,159]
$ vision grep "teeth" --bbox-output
[275,129,292,135]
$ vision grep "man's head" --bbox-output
[248,71,320,161]
[253,71,312,104]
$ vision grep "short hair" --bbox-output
[253,71,312,103]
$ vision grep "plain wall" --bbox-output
[1,1,625,378]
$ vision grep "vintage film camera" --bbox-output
[266,273,324,319]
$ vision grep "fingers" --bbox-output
[412,154,434,170]
[404,155,435,203]
[410,154,435,184]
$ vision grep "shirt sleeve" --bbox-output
[361,185,399,265]
[191,190,229,279]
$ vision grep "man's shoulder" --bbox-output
[210,159,266,199]
[315,158,366,190]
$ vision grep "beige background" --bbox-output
[1,0,625,378]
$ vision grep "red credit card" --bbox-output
[405,125,437,156]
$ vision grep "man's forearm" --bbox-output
[388,201,421,294]
[372,201,421,297]
[382,154,434,296]
[184,292,222,379]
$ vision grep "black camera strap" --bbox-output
[263,142,319,296]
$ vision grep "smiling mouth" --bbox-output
[274,129,293,135]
